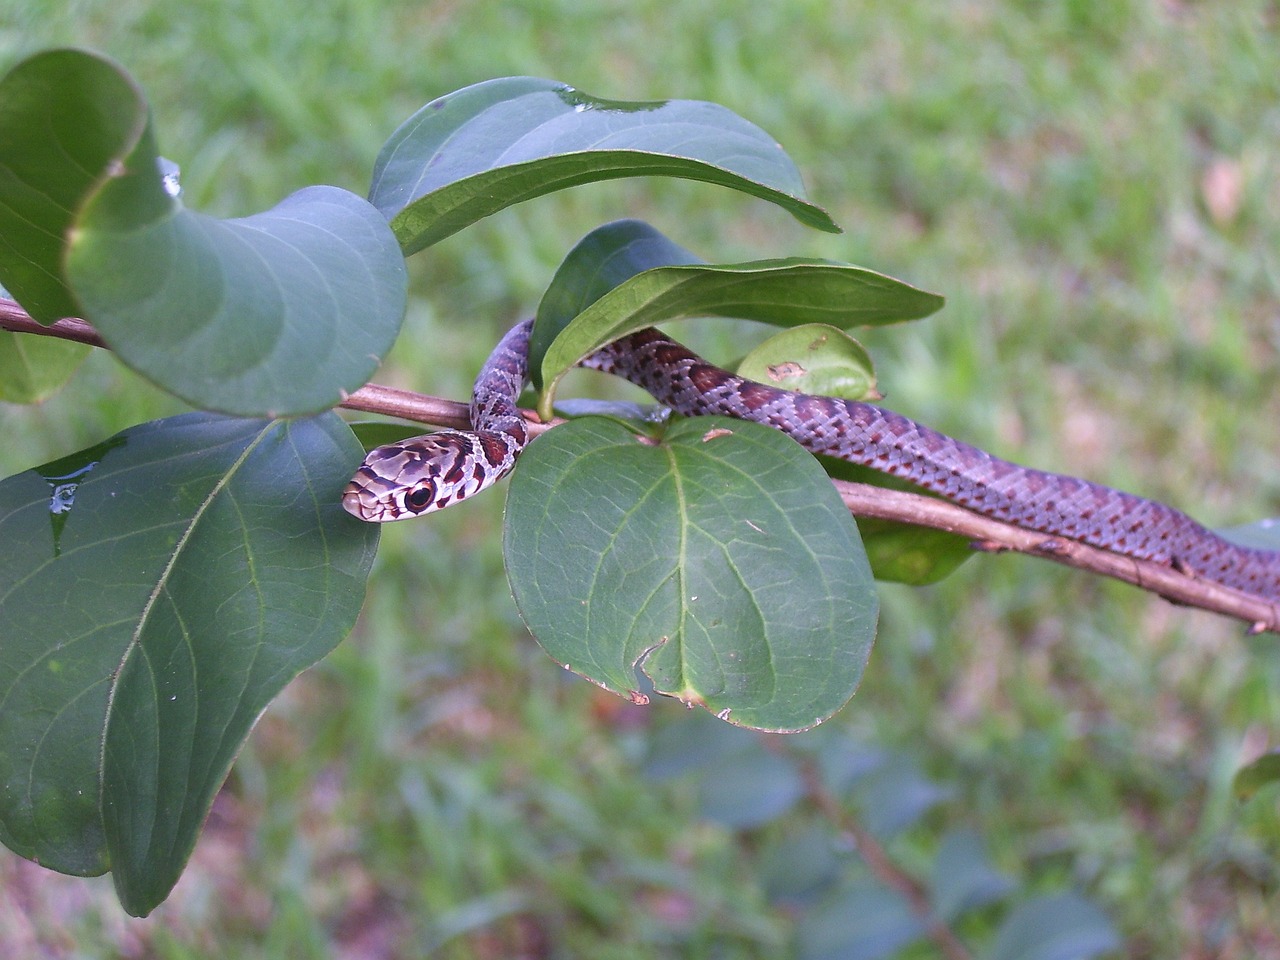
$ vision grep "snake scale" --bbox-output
[343,318,1280,603]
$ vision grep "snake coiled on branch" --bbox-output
[343,318,1280,603]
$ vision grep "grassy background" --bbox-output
[2,0,1279,956]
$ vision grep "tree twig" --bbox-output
[3,299,1276,634]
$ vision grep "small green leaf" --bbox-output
[989,893,1121,960]
[760,822,843,907]
[0,49,146,322]
[0,413,377,916]
[67,183,408,416]
[504,416,877,732]
[369,77,839,255]
[696,747,805,827]
[537,255,944,418]
[797,877,925,960]
[0,332,89,402]
[736,324,879,402]
[820,458,975,585]
[850,755,951,839]
[929,828,1014,922]
[1233,751,1280,801]
[1218,518,1280,551]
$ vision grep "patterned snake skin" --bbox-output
[343,318,1280,601]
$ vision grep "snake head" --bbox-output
[342,430,518,522]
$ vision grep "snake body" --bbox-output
[343,318,1280,602]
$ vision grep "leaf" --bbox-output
[989,893,1121,960]
[797,877,925,960]
[368,77,839,255]
[759,822,843,907]
[0,48,146,323]
[929,828,1014,922]
[530,219,703,385]
[1233,751,1280,801]
[735,323,879,402]
[695,747,805,827]
[850,754,952,839]
[0,48,407,416]
[535,246,945,416]
[0,412,377,916]
[820,458,975,585]
[504,416,877,732]
[0,332,89,403]
[1218,517,1280,551]
[67,183,408,416]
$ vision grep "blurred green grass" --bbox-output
[3,0,1279,956]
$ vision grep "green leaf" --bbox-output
[989,893,1121,960]
[850,754,951,839]
[0,48,146,323]
[820,457,975,585]
[0,48,407,416]
[929,828,1014,922]
[760,822,843,907]
[797,877,925,960]
[504,415,877,732]
[536,253,944,418]
[735,323,880,403]
[531,219,703,386]
[67,182,408,416]
[0,332,89,402]
[0,413,377,916]
[695,747,805,827]
[1218,517,1280,551]
[1233,751,1280,801]
[369,77,839,255]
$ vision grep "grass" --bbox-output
[2,0,1280,956]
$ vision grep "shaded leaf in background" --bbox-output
[368,76,839,255]
[797,877,925,960]
[929,828,1014,922]
[0,333,89,403]
[696,747,805,828]
[505,415,876,732]
[0,412,377,916]
[1233,751,1280,801]
[989,893,1120,960]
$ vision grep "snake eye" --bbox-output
[404,485,435,513]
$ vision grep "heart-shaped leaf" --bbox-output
[369,77,839,254]
[503,415,877,732]
[0,412,377,916]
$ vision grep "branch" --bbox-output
[3,299,1275,633]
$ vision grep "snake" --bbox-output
[343,318,1280,603]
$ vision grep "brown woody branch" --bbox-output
[3,299,1276,634]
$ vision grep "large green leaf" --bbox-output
[532,221,944,416]
[0,49,144,323]
[368,77,840,254]
[0,412,377,916]
[504,415,877,732]
[0,48,408,416]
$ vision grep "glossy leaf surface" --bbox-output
[369,77,839,254]
[504,415,877,732]
[0,413,377,915]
